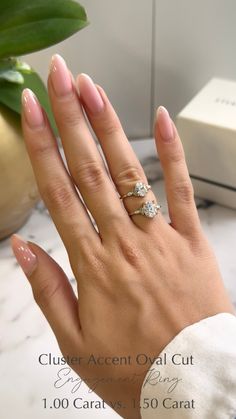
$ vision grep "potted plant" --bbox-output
[0,0,88,240]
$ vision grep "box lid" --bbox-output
[178,78,236,130]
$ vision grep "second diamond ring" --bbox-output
[129,201,161,219]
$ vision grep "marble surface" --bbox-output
[0,142,236,419]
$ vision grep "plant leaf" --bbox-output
[0,69,57,134]
[0,0,89,58]
[0,58,26,83]
[15,60,31,73]
[0,70,24,84]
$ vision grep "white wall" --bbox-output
[23,0,236,138]
[23,0,153,139]
[154,0,236,123]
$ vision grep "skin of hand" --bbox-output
[11,54,234,419]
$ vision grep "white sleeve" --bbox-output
[140,313,236,419]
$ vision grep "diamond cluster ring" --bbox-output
[120,181,161,219]
[129,201,161,219]
[120,181,151,200]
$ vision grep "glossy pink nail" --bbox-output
[157,106,174,141]
[78,73,104,114]
[50,54,72,97]
[22,88,45,128]
[11,234,37,276]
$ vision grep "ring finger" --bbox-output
[77,73,166,232]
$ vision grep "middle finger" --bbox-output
[48,54,130,234]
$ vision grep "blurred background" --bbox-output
[23,0,236,139]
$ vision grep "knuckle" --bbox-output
[77,247,106,283]
[98,210,128,236]
[100,116,122,137]
[73,160,105,192]
[114,164,144,187]
[87,252,105,274]
[42,182,75,210]
[61,108,83,128]
[118,236,142,268]
[62,113,82,128]
[172,179,194,203]
[80,243,103,266]
[102,214,124,233]
[168,148,185,164]
[33,280,61,308]
[30,135,56,157]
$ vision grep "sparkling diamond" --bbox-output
[142,201,159,218]
[134,182,148,197]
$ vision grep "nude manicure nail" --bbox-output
[11,234,37,276]
[50,54,72,97]
[22,88,45,128]
[157,106,174,141]
[78,73,104,114]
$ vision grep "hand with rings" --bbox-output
[11,54,234,419]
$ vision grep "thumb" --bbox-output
[11,234,81,351]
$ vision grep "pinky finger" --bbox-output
[155,106,201,237]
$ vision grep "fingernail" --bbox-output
[22,89,45,128]
[50,54,72,97]
[11,234,37,276]
[78,73,104,114]
[157,106,174,141]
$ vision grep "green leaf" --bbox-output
[0,0,89,59]
[0,58,17,71]
[0,69,57,135]
[15,60,32,73]
[0,58,25,83]
[0,70,24,84]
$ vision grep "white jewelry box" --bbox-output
[176,78,236,209]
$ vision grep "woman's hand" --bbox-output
[11,54,234,419]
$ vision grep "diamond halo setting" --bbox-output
[134,182,151,197]
[120,181,151,200]
[129,200,161,219]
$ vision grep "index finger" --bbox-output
[21,88,101,257]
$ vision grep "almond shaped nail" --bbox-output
[50,54,73,97]
[157,106,174,142]
[78,73,104,114]
[22,88,45,128]
[11,234,37,276]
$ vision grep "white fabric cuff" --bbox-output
[140,313,236,419]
